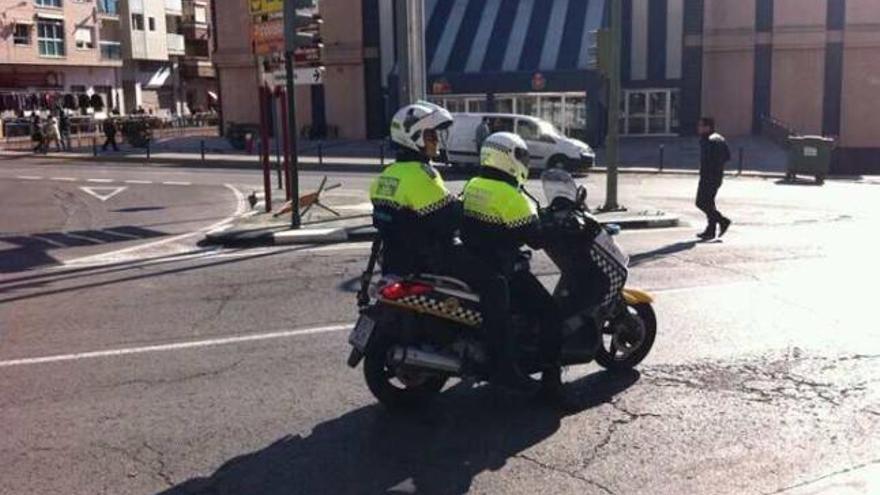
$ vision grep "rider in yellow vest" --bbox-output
[461,132,567,401]
[370,102,459,275]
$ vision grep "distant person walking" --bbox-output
[696,117,732,240]
[58,112,71,151]
[102,117,119,152]
[31,114,44,153]
[43,116,62,153]
[475,117,491,152]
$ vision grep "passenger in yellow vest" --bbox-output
[461,132,567,401]
[369,102,459,275]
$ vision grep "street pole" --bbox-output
[394,0,426,104]
[284,0,301,228]
[602,0,624,212]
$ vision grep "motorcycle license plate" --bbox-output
[348,315,375,351]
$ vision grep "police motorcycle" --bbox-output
[347,169,656,409]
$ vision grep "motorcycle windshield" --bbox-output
[541,169,578,204]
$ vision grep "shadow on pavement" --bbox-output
[159,369,639,495]
[629,240,699,267]
[774,178,823,187]
[0,226,166,273]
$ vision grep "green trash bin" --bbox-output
[786,135,835,184]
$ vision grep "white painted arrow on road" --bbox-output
[80,186,127,202]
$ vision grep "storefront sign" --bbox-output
[249,0,282,15]
[531,72,547,91]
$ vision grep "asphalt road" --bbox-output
[1,157,878,495]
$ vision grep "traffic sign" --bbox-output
[269,67,324,86]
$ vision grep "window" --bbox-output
[620,89,680,135]
[194,5,207,23]
[13,24,31,45]
[37,20,65,57]
[490,117,515,134]
[148,17,155,31]
[35,0,62,7]
[517,120,539,141]
[75,27,93,49]
[131,14,144,30]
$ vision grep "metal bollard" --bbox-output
[738,147,744,174]
[319,142,323,167]
[658,144,665,172]
[200,139,205,162]
[146,140,151,160]
[92,136,97,157]
[380,142,385,167]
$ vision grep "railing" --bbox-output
[166,33,185,55]
[165,0,183,14]
[99,41,122,60]
[97,0,119,16]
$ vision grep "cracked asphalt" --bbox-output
[1,158,879,494]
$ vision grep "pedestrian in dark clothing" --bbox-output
[696,117,732,240]
[58,112,71,151]
[31,114,44,153]
[102,117,119,151]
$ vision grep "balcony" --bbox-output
[97,0,119,18]
[165,0,183,16]
[166,33,185,55]
[99,41,122,60]
[181,59,216,78]
[180,22,209,40]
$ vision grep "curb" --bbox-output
[203,213,681,247]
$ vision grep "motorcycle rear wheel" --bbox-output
[363,339,449,409]
[595,303,656,371]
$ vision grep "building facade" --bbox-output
[212,0,879,173]
[0,0,215,118]
[0,0,125,114]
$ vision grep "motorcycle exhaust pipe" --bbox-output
[390,346,462,374]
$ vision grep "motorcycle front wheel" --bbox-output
[595,303,656,371]
[363,338,449,409]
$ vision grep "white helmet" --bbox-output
[480,132,530,187]
[389,101,454,154]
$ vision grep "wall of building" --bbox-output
[320,0,366,139]
[0,0,121,67]
[839,0,880,148]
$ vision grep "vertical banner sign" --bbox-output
[250,0,282,15]
[252,17,284,55]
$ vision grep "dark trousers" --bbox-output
[696,179,726,230]
[509,270,563,365]
[102,134,118,151]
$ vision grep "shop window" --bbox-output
[621,89,679,135]
[494,97,514,114]
[444,99,464,113]
[131,14,144,30]
[466,99,486,113]
[75,27,94,49]
[37,20,65,57]
[13,24,31,45]
[539,96,563,130]
[517,97,538,119]
[35,0,62,7]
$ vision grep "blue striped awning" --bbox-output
[426,0,607,76]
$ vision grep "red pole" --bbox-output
[259,85,272,212]
[278,87,292,200]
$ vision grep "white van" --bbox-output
[442,113,595,173]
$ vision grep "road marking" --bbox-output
[17,175,42,180]
[162,181,192,186]
[124,179,153,184]
[30,234,67,248]
[0,323,352,368]
[64,184,247,266]
[80,186,127,202]
[86,178,114,183]
[50,177,77,182]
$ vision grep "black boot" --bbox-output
[697,224,716,240]
[539,365,579,411]
[718,217,732,237]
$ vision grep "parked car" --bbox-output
[442,112,595,173]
